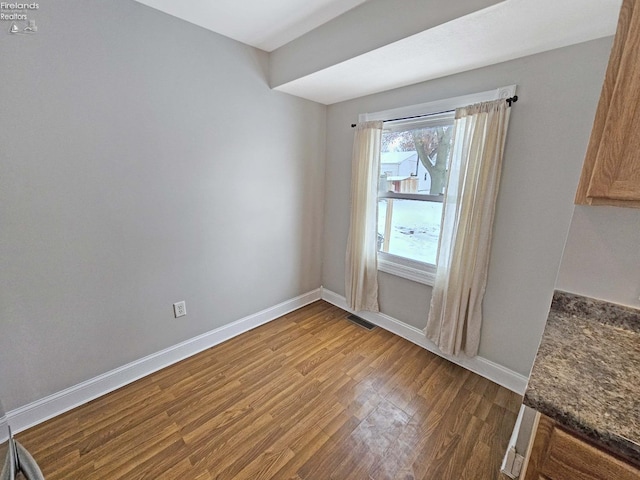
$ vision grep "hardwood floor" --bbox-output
[17,301,521,479]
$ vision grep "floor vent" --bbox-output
[347,314,376,331]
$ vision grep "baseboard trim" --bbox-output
[321,288,528,395]
[8,288,322,434]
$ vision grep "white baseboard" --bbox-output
[7,289,322,434]
[8,287,526,433]
[321,288,528,395]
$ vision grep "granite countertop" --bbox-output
[524,291,640,465]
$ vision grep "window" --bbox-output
[377,113,454,272]
[360,86,517,285]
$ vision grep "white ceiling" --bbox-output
[275,0,622,104]
[133,0,622,105]
[133,0,367,52]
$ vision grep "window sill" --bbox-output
[377,253,436,286]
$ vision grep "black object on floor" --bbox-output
[347,314,376,331]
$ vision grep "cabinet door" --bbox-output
[524,414,640,480]
[587,0,640,203]
[575,0,640,208]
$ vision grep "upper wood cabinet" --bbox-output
[576,0,640,208]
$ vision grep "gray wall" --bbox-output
[322,38,613,376]
[556,206,640,308]
[0,1,326,411]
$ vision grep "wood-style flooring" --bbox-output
[17,301,521,479]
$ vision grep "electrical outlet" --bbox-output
[173,301,186,318]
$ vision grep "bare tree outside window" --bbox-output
[381,126,453,194]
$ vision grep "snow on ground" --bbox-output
[378,199,441,265]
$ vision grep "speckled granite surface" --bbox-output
[524,291,640,465]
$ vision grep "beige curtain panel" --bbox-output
[345,121,383,312]
[425,99,511,357]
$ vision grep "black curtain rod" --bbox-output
[350,95,518,128]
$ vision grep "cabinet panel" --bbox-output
[587,0,640,202]
[524,414,640,480]
[575,0,640,208]
[543,428,640,480]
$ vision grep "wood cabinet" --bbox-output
[575,0,640,208]
[522,413,640,480]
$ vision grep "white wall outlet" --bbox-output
[173,301,186,318]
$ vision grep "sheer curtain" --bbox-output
[345,121,383,312]
[425,99,511,357]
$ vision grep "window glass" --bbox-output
[377,199,443,265]
[377,120,454,265]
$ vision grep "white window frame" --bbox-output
[361,85,516,286]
